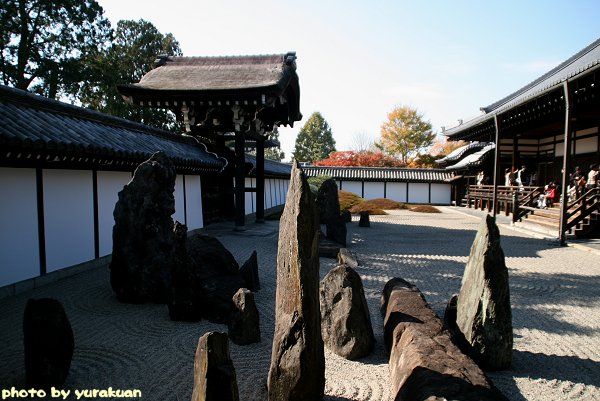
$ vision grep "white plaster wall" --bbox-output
[173,175,185,225]
[245,177,255,214]
[0,168,40,286]
[408,183,429,204]
[97,171,132,257]
[430,183,451,205]
[575,136,598,154]
[264,179,270,209]
[341,181,362,198]
[185,175,204,230]
[43,169,94,273]
[276,179,283,205]
[386,182,407,202]
[363,182,384,200]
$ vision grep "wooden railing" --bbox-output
[465,185,542,222]
[564,187,600,234]
[466,185,600,237]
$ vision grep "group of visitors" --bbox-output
[504,165,536,189]
[569,164,599,200]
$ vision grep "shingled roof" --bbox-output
[131,54,295,91]
[303,166,453,183]
[0,85,226,173]
[117,52,302,128]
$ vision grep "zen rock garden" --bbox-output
[20,154,514,400]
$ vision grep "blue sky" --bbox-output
[98,0,600,161]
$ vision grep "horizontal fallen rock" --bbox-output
[380,278,508,401]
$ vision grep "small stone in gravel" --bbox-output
[320,265,374,360]
[191,331,239,401]
[228,288,261,345]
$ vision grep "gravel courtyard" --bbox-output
[1,207,599,400]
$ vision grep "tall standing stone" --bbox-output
[110,151,176,303]
[23,298,74,389]
[317,178,347,246]
[191,332,239,401]
[268,163,325,401]
[456,215,513,370]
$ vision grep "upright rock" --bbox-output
[456,215,513,370]
[191,332,239,401]
[167,222,201,322]
[320,265,374,360]
[317,178,347,246]
[358,211,370,227]
[268,163,325,401]
[228,288,261,345]
[23,298,74,389]
[110,151,176,303]
[239,250,260,292]
[341,209,352,223]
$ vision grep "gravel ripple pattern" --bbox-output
[1,207,599,400]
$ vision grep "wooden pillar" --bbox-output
[492,114,501,218]
[559,81,572,245]
[256,137,265,223]
[235,130,246,230]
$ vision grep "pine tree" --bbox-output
[293,111,336,163]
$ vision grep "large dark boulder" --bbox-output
[317,178,347,246]
[191,332,239,401]
[228,288,261,345]
[456,215,513,370]
[268,163,325,401]
[320,265,374,360]
[23,298,74,389]
[239,250,260,292]
[380,278,508,401]
[183,234,245,323]
[110,151,176,303]
[168,227,245,323]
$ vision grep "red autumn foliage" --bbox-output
[314,151,405,167]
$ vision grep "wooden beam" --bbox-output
[559,81,572,245]
[255,137,265,223]
[234,130,246,229]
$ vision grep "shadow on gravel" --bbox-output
[348,219,561,259]
[512,350,600,388]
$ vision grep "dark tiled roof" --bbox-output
[129,53,297,91]
[0,85,226,172]
[245,154,291,177]
[445,37,600,139]
[483,37,600,113]
[303,166,453,183]
[444,143,495,170]
[435,141,493,166]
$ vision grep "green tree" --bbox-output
[0,0,112,98]
[292,111,336,163]
[77,19,182,130]
[377,105,435,163]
